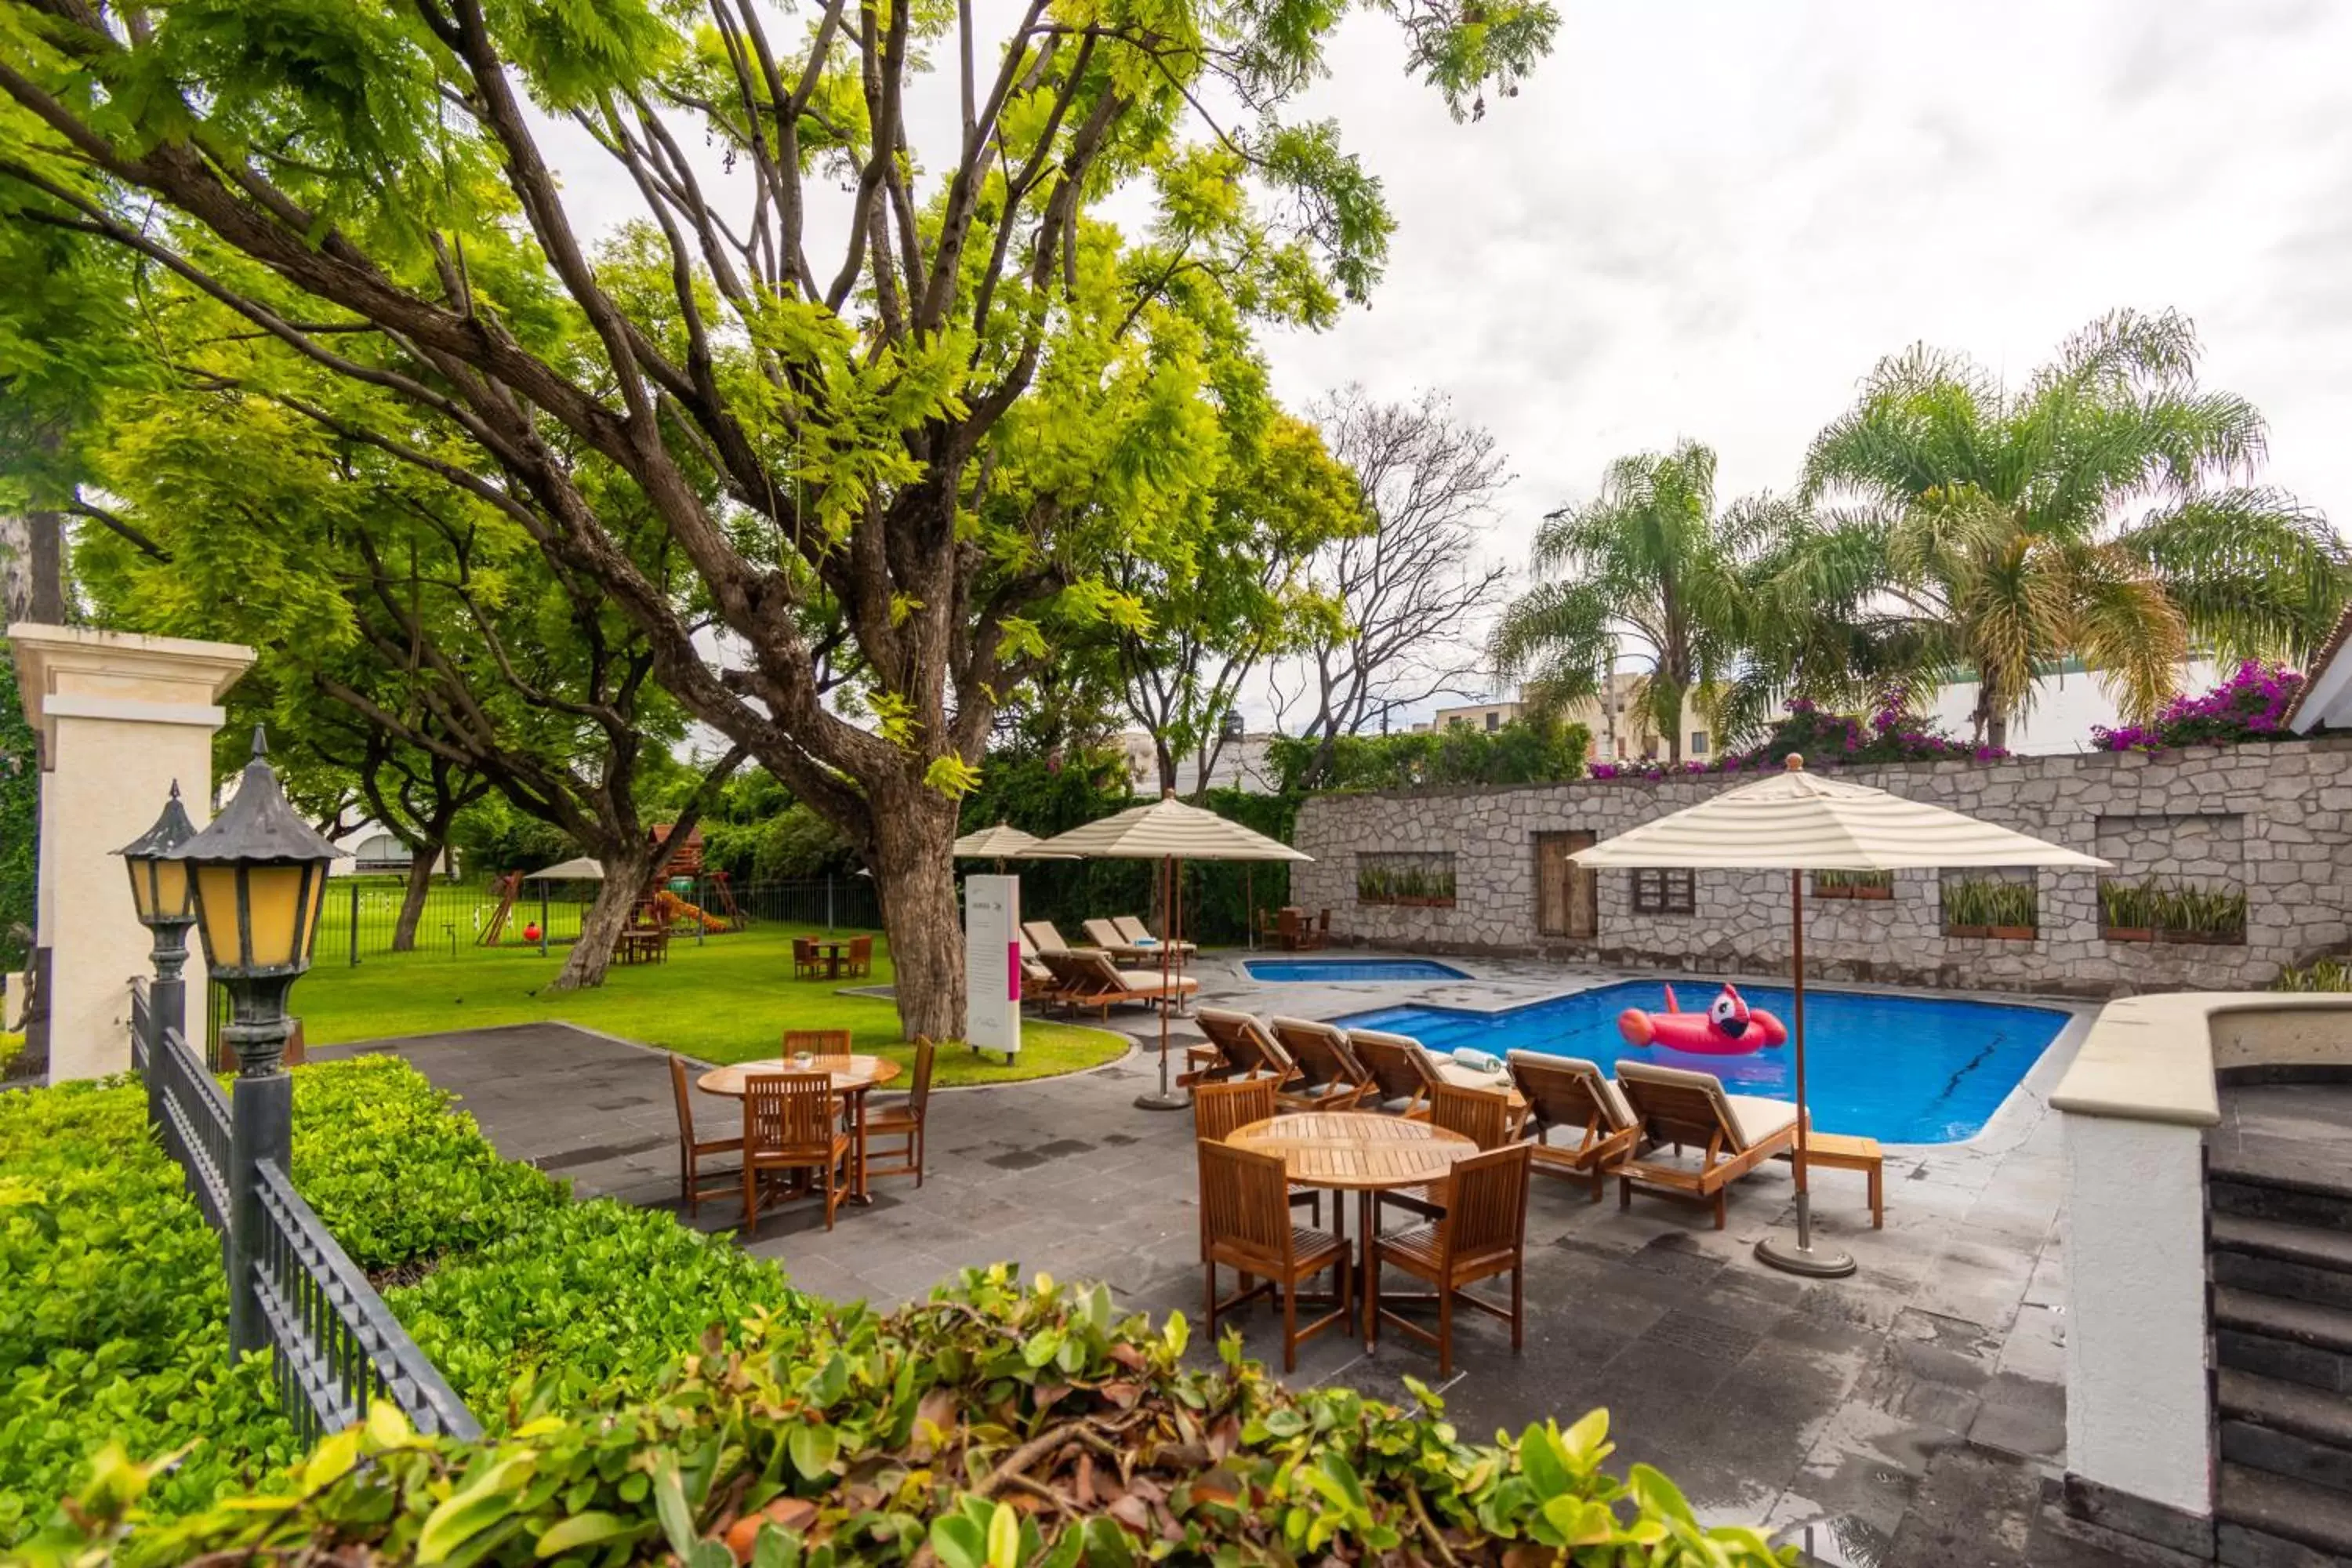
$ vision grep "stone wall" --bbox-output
[1290,738,2352,997]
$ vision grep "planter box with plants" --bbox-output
[2098,877,2247,946]
[1356,851,1458,909]
[1814,869,1893,902]
[1943,877,2037,940]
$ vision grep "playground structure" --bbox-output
[476,861,751,947]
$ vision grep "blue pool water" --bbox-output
[1341,981,2071,1144]
[1245,957,1473,983]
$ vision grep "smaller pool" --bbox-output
[1245,957,1472,983]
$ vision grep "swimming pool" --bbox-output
[1341,980,2072,1144]
[1245,957,1473,983]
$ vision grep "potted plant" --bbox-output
[1985,880,2037,941]
[1941,877,1989,938]
[1817,869,1893,902]
[2100,879,2156,942]
[2161,884,2247,946]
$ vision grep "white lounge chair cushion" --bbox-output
[1615,1060,1800,1152]
[1114,967,1199,995]
[1506,1050,1637,1131]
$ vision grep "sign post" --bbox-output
[963,873,1021,1061]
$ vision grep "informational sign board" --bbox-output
[964,873,1022,1059]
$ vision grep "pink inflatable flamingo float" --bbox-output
[1618,982,1788,1057]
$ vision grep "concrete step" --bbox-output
[2222,1419,2352,1498]
[2212,1214,2352,1311]
[2211,1160,2352,1234]
[2216,1464,2352,1564]
[2220,1367,2352,1451]
[2214,1287,2352,1396]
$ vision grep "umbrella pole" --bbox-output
[1134,851,1188,1111]
[1755,868,1856,1279]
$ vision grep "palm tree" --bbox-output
[1782,310,2345,749]
[1489,441,1794,763]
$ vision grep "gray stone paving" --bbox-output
[320,954,2144,1567]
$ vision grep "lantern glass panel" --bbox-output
[192,863,248,970]
[124,858,157,923]
[153,857,193,922]
[299,867,327,960]
[243,864,312,969]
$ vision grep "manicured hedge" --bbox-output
[38,1269,1790,1567]
[0,1079,297,1544]
[1,1058,809,1549]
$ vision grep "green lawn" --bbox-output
[291,924,1129,1088]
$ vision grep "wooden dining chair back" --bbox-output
[1268,1017,1371,1109]
[1429,1083,1515,1150]
[791,936,819,979]
[782,1029,855,1069]
[1196,1138,1351,1372]
[1370,1142,1531,1376]
[741,1072,853,1233]
[845,935,874,977]
[1347,1029,1438,1114]
[864,1035,935,1186]
[1192,1073,1278,1143]
[669,1054,742,1218]
[1275,907,1301,949]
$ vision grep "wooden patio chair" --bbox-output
[1040,949,1199,1020]
[1022,919,1078,953]
[1274,907,1303,950]
[1198,1138,1352,1373]
[792,936,822,979]
[1195,1008,1301,1088]
[668,1054,742,1218]
[1083,917,1152,960]
[1506,1051,1645,1202]
[741,1072,854,1234]
[1016,930,1064,1004]
[1346,1029,1441,1116]
[1370,1142,1531,1377]
[1379,1081,1515,1226]
[1267,1016,1374,1110]
[1613,1061,1803,1229]
[863,1036,935,1187]
[844,935,873,978]
[1191,1073,1319,1223]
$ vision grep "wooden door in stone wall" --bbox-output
[1534,832,1598,939]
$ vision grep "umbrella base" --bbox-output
[1755,1233,1857,1278]
[1133,1091,1190,1112]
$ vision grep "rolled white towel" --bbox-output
[1451,1046,1503,1075]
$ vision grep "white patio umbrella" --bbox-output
[953,822,1079,873]
[1573,754,2107,1278]
[1036,791,1311,1110]
[523,856,604,881]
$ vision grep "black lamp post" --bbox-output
[165,727,339,1354]
[165,728,339,1078]
[114,782,200,1111]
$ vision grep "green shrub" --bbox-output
[1813,869,1891,895]
[39,1269,1789,1568]
[0,1079,299,1545]
[390,1198,811,1418]
[0,1031,23,1074]
[289,1054,566,1272]
[1942,877,2035,930]
[2097,878,2247,938]
[2274,957,2352,992]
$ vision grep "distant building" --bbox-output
[1116,730,1282,796]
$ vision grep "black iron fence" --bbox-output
[132,980,480,1443]
[317,873,884,965]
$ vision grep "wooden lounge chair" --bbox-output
[1191,1074,1319,1223]
[1347,1029,1440,1116]
[741,1072,854,1234]
[668,1055,742,1218]
[1613,1061,1804,1229]
[1195,1008,1300,1087]
[1370,1142,1531,1377]
[1267,1016,1374,1109]
[1083,917,1152,958]
[1113,916,1196,957]
[1199,1139,1353,1373]
[1505,1051,1644,1202]
[1015,930,1064,1004]
[863,1036,934,1187]
[1022,919,1080,953]
[1039,949,1200,1019]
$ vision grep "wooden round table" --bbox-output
[699,1056,902,1203]
[1227,1112,1477,1341]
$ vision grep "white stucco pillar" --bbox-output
[9,624,252,1082]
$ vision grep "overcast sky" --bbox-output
[1256,0,2352,714]
[550,0,2352,735]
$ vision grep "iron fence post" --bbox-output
[348,882,361,967]
[228,1071,292,1356]
[826,876,835,932]
[148,970,184,1128]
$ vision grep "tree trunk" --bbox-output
[869,784,964,1041]
[549,846,662,992]
[390,848,438,952]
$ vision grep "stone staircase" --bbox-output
[2209,1092,2352,1567]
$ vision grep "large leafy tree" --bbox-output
[1784,309,2347,748]
[0,0,1555,1037]
[1488,441,1789,764]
